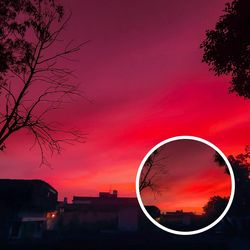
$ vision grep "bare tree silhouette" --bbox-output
[0,0,87,166]
[139,149,168,195]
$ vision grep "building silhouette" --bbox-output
[0,179,58,240]
[60,190,139,232]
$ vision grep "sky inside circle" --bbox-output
[140,140,231,214]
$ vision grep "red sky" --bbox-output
[140,140,231,214]
[1,0,250,202]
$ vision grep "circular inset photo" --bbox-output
[136,136,235,235]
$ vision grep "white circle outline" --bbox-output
[136,135,235,235]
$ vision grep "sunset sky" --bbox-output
[1,0,250,202]
[140,139,231,214]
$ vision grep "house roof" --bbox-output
[0,179,57,210]
[68,196,139,212]
[0,179,57,195]
[165,211,195,216]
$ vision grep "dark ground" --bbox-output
[2,231,250,250]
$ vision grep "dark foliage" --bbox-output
[201,0,250,98]
[214,146,250,215]
[203,196,229,219]
[227,146,250,215]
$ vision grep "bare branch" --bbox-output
[38,40,90,65]
[0,1,86,166]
